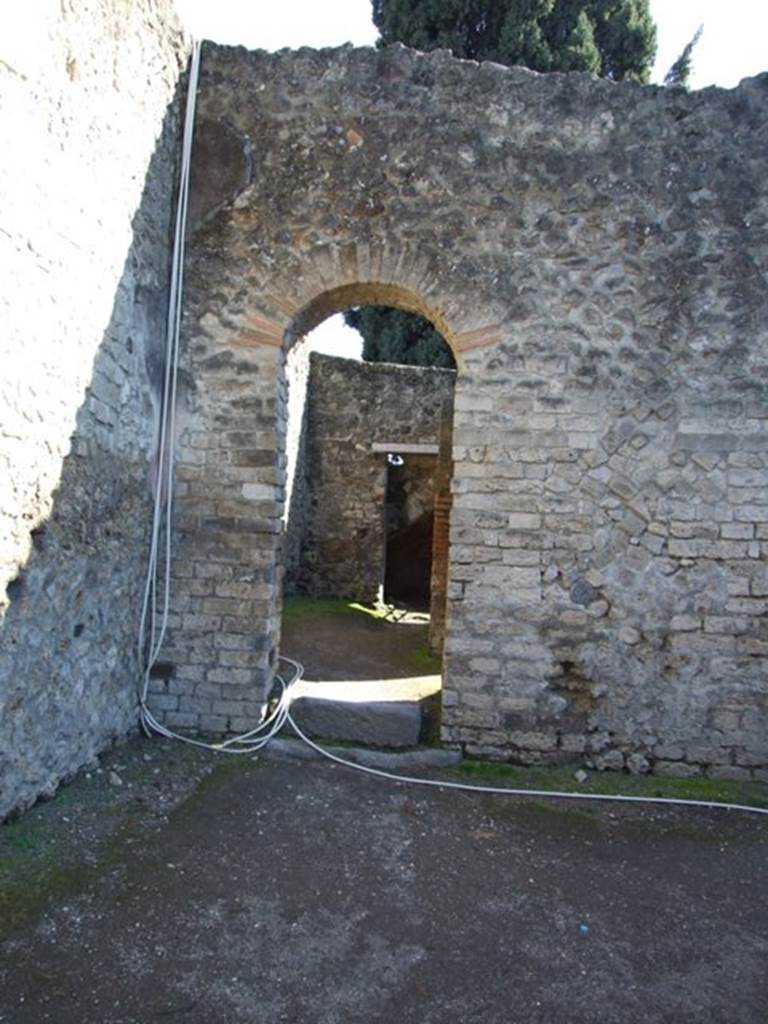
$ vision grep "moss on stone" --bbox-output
[451,760,768,811]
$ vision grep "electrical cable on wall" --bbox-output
[137,37,202,741]
[136,39,768,820]
[137,35,289,757]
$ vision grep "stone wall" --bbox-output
[288,353,455,601]
[0,2,187,818]
[158,44,768,777]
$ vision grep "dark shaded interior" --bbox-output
[383,453,437,609]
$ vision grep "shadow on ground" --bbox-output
[1,734,768,1024]
[280,597,440,682]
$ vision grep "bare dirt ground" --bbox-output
[1,744,768,1024]
[279,599,442,745]
[2,602,768,1022]
[279,598,440,682]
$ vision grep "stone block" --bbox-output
[595,750,625,771]
[670,615,700,632]
[734,505,768,523]
[508,731,557,752]
[195,682,223,699]
[164,712,199,730]
[626,753,650,775]
[149,694,179,712]
[207,668,260,685]
[707,765,752,782]
[198,715,230,733]
[653,744,684,761]
[653,762,702,779]
[290,694,423,749]
[178,696,214,715]
[212,700,250,717]
[560,734,587,753]
[721,523,755,540]
[507,513,542,530]
[703,617,748,635]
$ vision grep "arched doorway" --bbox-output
[277,290,457,747]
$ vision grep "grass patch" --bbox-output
[450,760,768,810]
[282,596,393,624]
[0,816,124,941]
[282,596,363,622]
[348,601,391,621]
[516,798,598,829]
[0,740,220,941]
[282,596,427,626]
[177,749,254,800]
[281,596,442,679]
[404,644,442,675]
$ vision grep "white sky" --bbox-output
[176,1,768,89]
[176,0,768,358]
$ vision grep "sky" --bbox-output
[176,0,768,90]
[175,0,768,358]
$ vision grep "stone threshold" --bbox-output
[266,735,462,771]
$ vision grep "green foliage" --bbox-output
[664,25,703,89]
[372,0,657,83]
[282,596,391,623]
[344,306,455,369]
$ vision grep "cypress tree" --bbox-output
[372,0,657,82]
[664,25,703,90]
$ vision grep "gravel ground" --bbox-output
[1,734,768,1023]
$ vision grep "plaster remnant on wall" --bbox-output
[188,116,253,231]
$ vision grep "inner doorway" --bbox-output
[383,451,437,611]
[278,300,456,748]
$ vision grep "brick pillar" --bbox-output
[428,397,454,656]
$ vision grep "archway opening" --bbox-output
[278,291,457,749]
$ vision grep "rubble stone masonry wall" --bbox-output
[0,2,187,818]
[162,44,768,778]
[5,27,760,785]
[287,353,455,601]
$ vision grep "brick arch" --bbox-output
[192,266,502,366]
[278,278,462,660]
[285,281,458,357]
[285,282,503,368]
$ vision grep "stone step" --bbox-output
[288,675,441,749]
[268,735,462,770]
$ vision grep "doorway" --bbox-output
[278,299,457,747]
[383,451,438,611]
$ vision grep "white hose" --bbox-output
[136,37,298,758]
[135,41,768,819]
[137,37,203,737]
[278,657,768,819]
